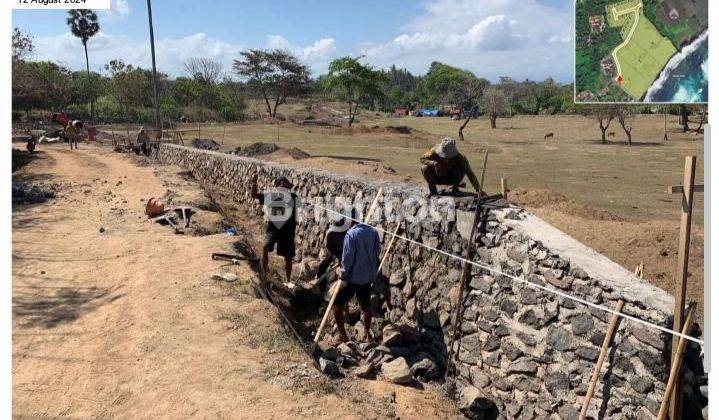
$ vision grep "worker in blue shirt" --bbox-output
[333,214,381,343]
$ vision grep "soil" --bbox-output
[11,144,459,418]
[235,141,280,157]
[191,138,221,151]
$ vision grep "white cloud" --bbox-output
[267,35,336,73]
[103,0,131,19]
[32,31,246,77]
[360,0,574,82]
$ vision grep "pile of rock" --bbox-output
[12,182,58,205]
[317,323,441,385]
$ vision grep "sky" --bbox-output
[12,0,574,83]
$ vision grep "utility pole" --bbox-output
[146,0,162,139]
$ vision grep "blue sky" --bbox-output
[13,0,574,82]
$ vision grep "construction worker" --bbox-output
[251,174,298,283]
[137,128,150,156]
[420,137,480,197]
[316,212,351,291]
[64,120,83,150]
[333,213,381,343]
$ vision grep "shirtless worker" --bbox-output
[420,137,481,197]
[333,213,381,343]
[251,174,298,283]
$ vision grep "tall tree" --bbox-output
[481,86,509,129]
[233,49,309,118]
[588,105,619,143]
[325,56,384,127]
[12,27,34,62]
[616,105,634,145]
[67,9,100,119]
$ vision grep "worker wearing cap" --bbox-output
[333,214,381,343]
[251,174,298,282]
[420,137,480,197]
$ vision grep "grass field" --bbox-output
[606,0,677,99]
[159,112,704,224]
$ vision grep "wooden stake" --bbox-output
[659,302,697,420]
[446,150,489,374]
[197,122,201,140]
[501,177,508,199]
[669,156,696,419]
[313,188,383,344]
[110,125,116,147]
[579,299,625,420]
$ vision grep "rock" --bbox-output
[547,326,576,351]
[500,341,523,361]
[470,366,491,388]
[319,357,340,376]
[410,358,439,380]
[353,364,374,378]
[469,276,492,294]
[570,314,594,335]
[482,336,501,351]
[519,288,538,305]
[517,332,537,346]
[630,376,654,394]
[518,309,540,327]
[557,404,579,419]
[381,357,412,384]
[212,272,238,282]
[631,326,665,350]
[575,346,599,361]
[544,270,573,289]
[382,324,403,347]
[320,347,338,361]
[545,372,570,393]
[459,386,498,420]
[389,271,405,286]
[498,297,518,316]
[507,359,537,375]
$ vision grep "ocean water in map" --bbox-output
[644,31,708,103]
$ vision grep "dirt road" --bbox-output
[12,145,458,419]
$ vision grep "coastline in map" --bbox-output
[644,29,709,103]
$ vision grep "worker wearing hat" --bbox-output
[251,174,298,282]
[420,137,480,197]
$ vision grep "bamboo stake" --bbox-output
[313,188,383,344]
[501,177,508,199]
[446,150,489,374]
[579,299,625,420]
[110,125,116,147]
[658,302,697,420]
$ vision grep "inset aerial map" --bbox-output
[575,0,708,103]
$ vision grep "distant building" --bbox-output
[393,108,409,117]
[669,8,679,20]
[576,90,593,101]
[589,15,605,34]
[600,56,615,77]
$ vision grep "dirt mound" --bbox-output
[510,188,622,221]
[191,138,220,151]
[383,125,413,134]
[286,147,310,160]
[235,142,280,157]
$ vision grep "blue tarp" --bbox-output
[417,109,440,116]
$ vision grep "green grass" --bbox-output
[606,0,677,99]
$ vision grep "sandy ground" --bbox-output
[12,144,459,419]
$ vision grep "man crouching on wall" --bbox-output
[251,174,298,283]
[333,212,381,343]
[420,137,480,197]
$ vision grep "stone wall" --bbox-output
[156,144,705,419]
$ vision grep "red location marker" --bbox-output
[615,74,624,84]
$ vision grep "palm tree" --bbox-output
[67,9,100,120]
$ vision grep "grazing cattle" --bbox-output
[544,132,554,141]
